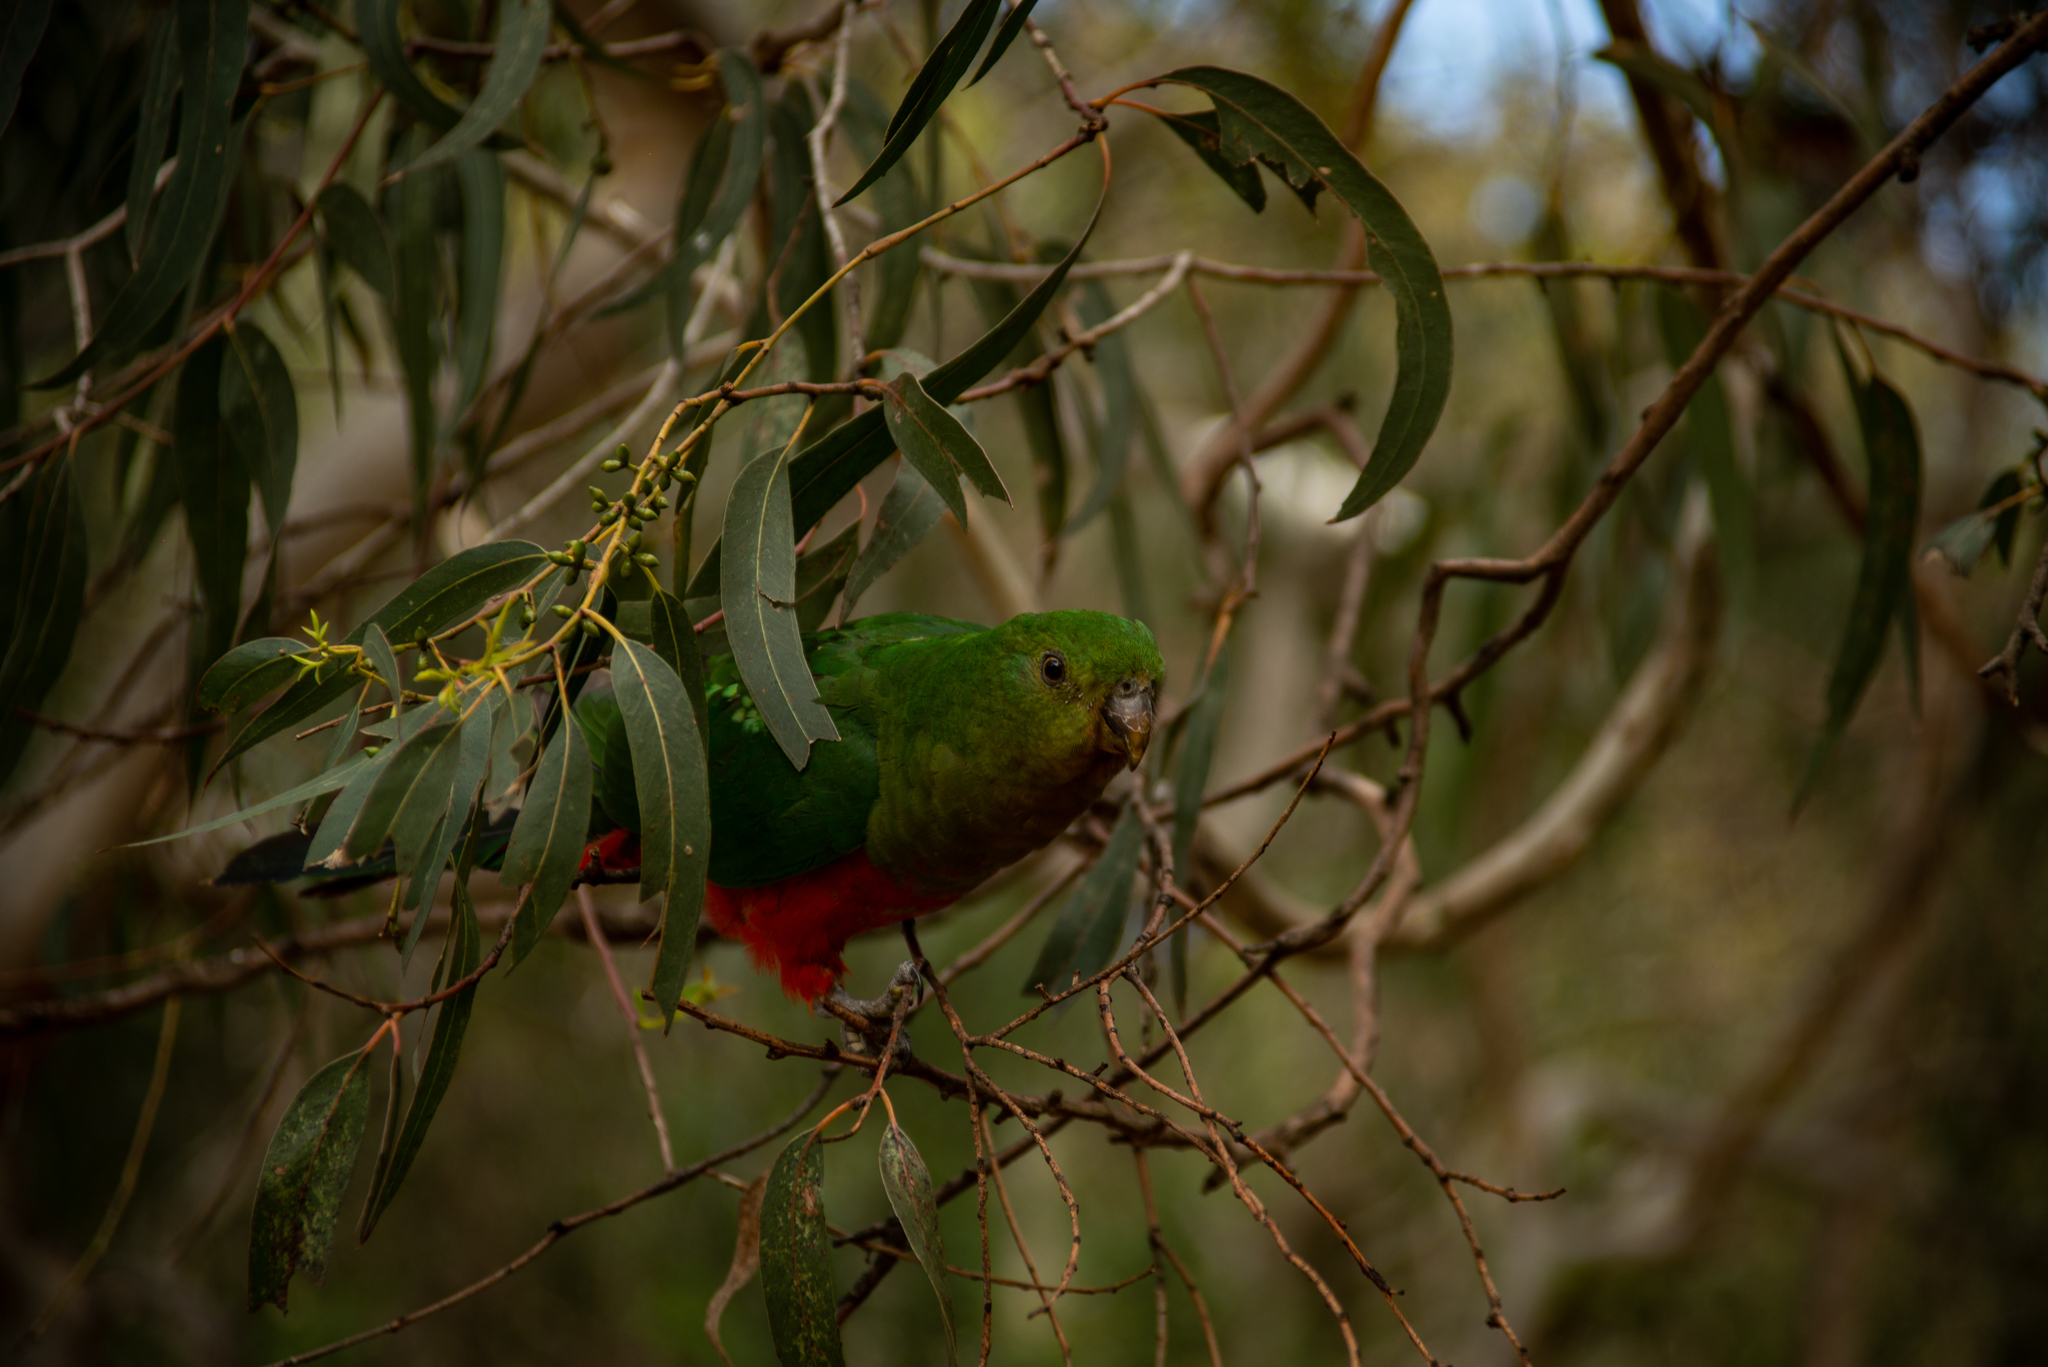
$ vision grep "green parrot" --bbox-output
[579,609,1162,1000]
[217,609,1162,1001]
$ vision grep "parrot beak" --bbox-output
[1101,680,1155,770]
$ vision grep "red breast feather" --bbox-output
[704,850,957,1002]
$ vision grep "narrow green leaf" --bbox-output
[247,1047,375,1312]
[34,0,251,387]
[1928,468,2023,577]
[357,0,467,129]
[1160,66,1453,521]
[219,542,548,769]
[504,700,593,962]
[124,9,181,264]
[611,639,711,1018]
[305,748,393,870]
[0,455,89,785]
[761,1137,847,1367]
[769,89,840,384]
[362,622,403,721]
[881,387,967,525]
[648,586,709,749]
[600,51,765,322]
[360,881,481,1239]
[1151,108,1266,213]
[1657,291,1753,607]
[176,339,250,679]
[0,0,51,136]
[967,262,1067,547]
[688,189,1103,598]
[402,695,496,916]
[220,322,299,537]
[453,151,506,421]
[1107,491,1154,628]
[842,461,946,618]
[343,717,464,863]
[317,185,395,303]
[403,0,551,177]
[878,1122,956,1361]
[1024,806,1144,994]
[838,0,1002,206]
[968,0,1040,86]
[884,371,1011,523]
[1800,369,1922,803]
[388,134,441,529]
[196,638,314,715]
[721,447,841,768]
[549,0,651,81]
[124,752,373,850]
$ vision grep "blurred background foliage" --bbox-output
[2,0,2047,1363]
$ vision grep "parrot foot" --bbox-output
[817,961,922,1057]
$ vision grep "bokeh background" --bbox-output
[4,0,2047,1363]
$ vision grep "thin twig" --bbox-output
[578,887,675,1173]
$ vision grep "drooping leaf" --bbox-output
[767,86,839,385]
[1024,806,1144,995]
[612,638,712,1020]
[1799,369,1922,804]
[881,371,1011,528]
[1160,66,1453,521]
[721,447,841,768]
[360,880,481,1239]
[342,716,464,864]
[220,322,299,537]
[761,1137,846,1367]
[387,133,441,529]
[1927,468,2023,577]
[1657,291,1753,607]
[969,0,1040,86]
[305,747,394,870]
[453,150,506,422]
[842,461,946,618]
[0,0,52,137]
[967,260,1067,550]
[34,0,250,387]
[124,9,180,264]
[878,1121,956,1360]
[317,185,396,303]
[362,623,404,720]
[504,700,594,963]
[219,541,548,768]
[175,339,249,681]
[196,638,314,715]
[403,0,551,176]
[1151,107,1266,213]
[648,586,710,747]
[247,1047,375,1312]
[840,81,924,352]
[401,694,497,918]
[126,752,375,850]
[1169,652,1227,1014]
[0,458,91,785]
[600,51,765,326]
[706,1173,768,1367]
[838,0,1002,206]
[357,0,467,129]
[688,188,1104,597]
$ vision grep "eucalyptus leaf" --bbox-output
[878,1121,955,1360]
[247,1047,375,1313]
[1024,806,1144,995]
[612,639,712,1020]
[196,638,314,715]
[453,151,507,422]
[504,702,594,963]
[220,322,299,537]
[839,0,1001,206]
[35,0,251,387]
[0,457,89,786]
[1161,66,1452,520]
[0,0,51,137]
[761,1137,846,1367]
[721,447,841,768]
[124,10,180,264]
[403,0,550,176]
[317,185,395,303]
[176,338,250,681]
[842,461,946,618]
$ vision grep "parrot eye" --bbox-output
[1039,652,1067,686]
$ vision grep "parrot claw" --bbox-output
[817,961,923,1056]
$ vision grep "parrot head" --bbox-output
[984,610,1162,775]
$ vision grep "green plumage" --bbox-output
[582,610,1163,896]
